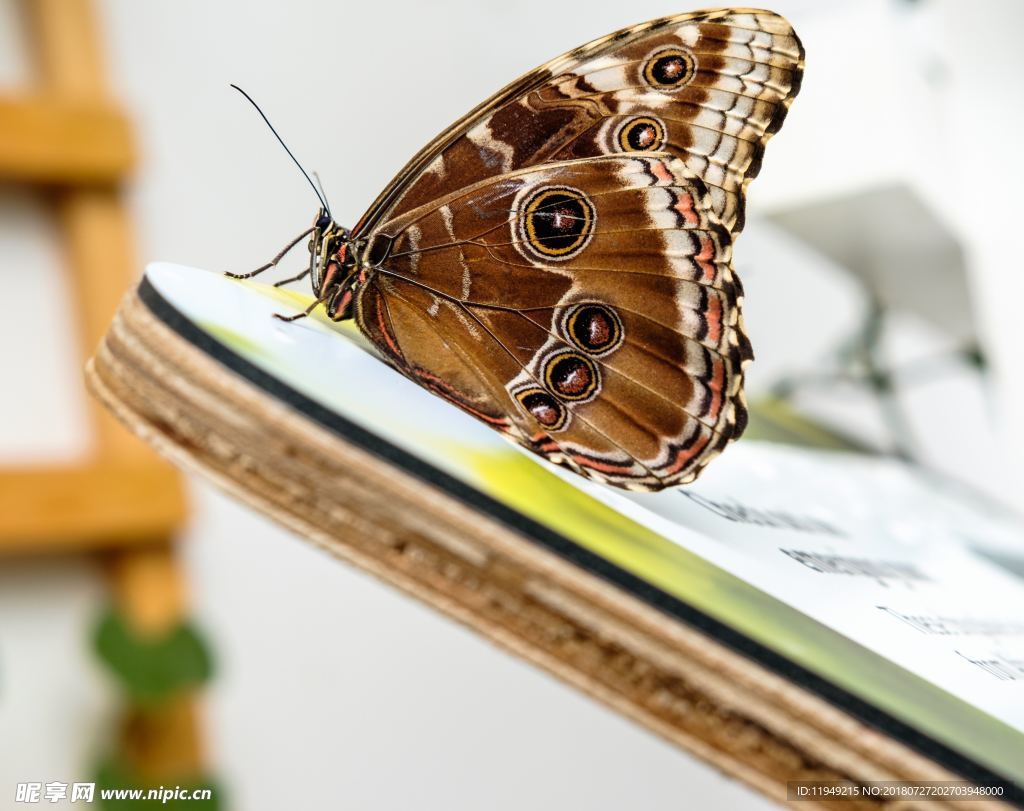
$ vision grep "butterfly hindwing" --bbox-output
[355,154,748,489]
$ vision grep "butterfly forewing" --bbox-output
[349,8,802,491]
[356,9,802,235]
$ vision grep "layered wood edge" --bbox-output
[86,286,1009,810]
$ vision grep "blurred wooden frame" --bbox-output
[0,0,198,779]
[0,0,185,552]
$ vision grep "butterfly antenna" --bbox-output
[312,171,332,215]
[230,83,331,217]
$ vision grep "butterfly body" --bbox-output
[278,8,803,491]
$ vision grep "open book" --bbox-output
[88,263,1024,805]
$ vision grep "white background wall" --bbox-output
[1,1,1021,809]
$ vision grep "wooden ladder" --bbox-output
[0,0,200,781]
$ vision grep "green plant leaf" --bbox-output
[92,607,214,703]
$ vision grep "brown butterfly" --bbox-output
[229,8,804,491]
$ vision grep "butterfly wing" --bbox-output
[355,154,747,489]
[353,9,803,237]
[350,9,803,490]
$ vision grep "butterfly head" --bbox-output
[307,207,358,321]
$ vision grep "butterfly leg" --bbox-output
[272,297,320,323]
[225,226,314,280]
[272,267,311,288]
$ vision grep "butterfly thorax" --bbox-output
[309,208,361,322]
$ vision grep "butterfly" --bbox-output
[229,8,804,492]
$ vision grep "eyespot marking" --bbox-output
[643,47,696,90]
[544,350,599,402]
[513,386,567,431]
[616,116,666,152]
[518,186,595,260]
[563,303,623,356]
